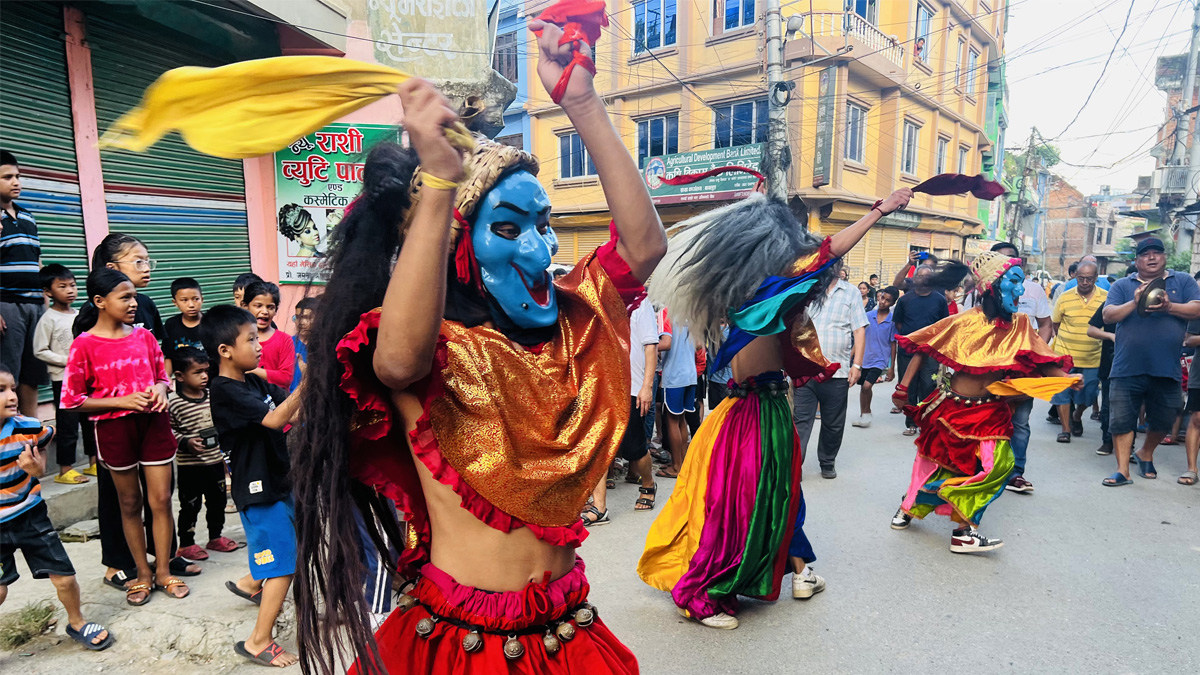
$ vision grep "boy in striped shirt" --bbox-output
[168,347,238,560]
[0,364,113,650]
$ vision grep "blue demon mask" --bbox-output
[997,266,1025,314]
[471,170,559,328]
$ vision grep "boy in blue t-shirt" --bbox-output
[290,297,316,393]
[0,365,113,651]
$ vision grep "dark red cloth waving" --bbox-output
[534,1,609,104]
[913,173,1007,200]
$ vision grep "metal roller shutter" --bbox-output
[881,228,911,281]
[552,229,577,265]
[0,1,89,275]
[85,11,251,308]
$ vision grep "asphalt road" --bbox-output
[4,383,1197,674]
[583,389,1199,675]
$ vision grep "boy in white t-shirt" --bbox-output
[31,264,95,483]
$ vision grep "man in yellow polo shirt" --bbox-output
[1050,260,1107,448]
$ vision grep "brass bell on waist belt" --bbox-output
[503,635,525,660]
[543,631,561,655]
[415,617,435,638]
[555,621,576,642]
[574,606,595,627]
[462,630,483,653]
[395,594,417,614]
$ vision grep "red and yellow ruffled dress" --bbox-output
[895,308,1071,526]
[336,239,644,674]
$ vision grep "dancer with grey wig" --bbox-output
[638,187,913,630]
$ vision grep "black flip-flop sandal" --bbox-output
[235,640,291,667]
[103,569,134,592]
[169,556,203,577]
[226,579,263,605]
[1056,432,1071,443]
[66,622,114,651]
[635,483,657,511]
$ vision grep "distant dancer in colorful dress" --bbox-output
[638,186,914,630]
[889,252,1078,553]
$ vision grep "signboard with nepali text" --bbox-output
[274,123,399,284]
[642,144,764,206]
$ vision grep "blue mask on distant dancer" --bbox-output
[472,171,558,329]
[997,266,1025,314]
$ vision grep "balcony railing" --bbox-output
[792,12,905,69]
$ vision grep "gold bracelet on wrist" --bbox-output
[422,173,459,191]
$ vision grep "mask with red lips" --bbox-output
[471,170,559,329]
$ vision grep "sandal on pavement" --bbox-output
[169,556,203,576]
[1102,472,1133,487]
[54,468,89,484]
[235,640,294,667]
[66,622,113,651]
[125,582,152,606]
[82,464,98,476]
[207,536,244,553]
[1178,470,1198,486]
[580,505,610,527]
[1071,420,1083,437]
[655,466,680,478]
[226,579,263,605]
[104,569,135,592]
[902,427,918,437]
[155,577,190,599]
[1056,432,1071,443]
[605,478,616,490]
[177,544,209,561]
[1160,436,1177,446]
[635,483,657,511]
[1134,454,1157,479]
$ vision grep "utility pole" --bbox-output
[1180,1,1200,270]
[764,0,791,204]
[1010,128,1038,250]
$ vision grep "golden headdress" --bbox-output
[970,251,1021,292]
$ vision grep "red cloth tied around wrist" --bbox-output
[534,0,608,105]
[452,209,484,293]
[658,165,766,192]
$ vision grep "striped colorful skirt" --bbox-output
[638,371,807,619]
[901,389,1015,526]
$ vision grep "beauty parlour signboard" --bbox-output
[274,123,399,284]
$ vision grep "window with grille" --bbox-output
[954,38,965,87]
[936,137,948,174]
[714,99,768,148]
[493,32,518,83]
[844,103,866,163]
[559,132,596,179]
[634,0,678,53]
[901,121,920,175]
[637,115,679,167]
[958,146,970,173]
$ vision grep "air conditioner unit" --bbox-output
[1159,165,1189,194]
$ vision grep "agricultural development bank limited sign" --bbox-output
[643,144,764,205]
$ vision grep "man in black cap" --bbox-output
[1100,237,1200,487]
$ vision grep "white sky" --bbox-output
[1005,0,1194,196]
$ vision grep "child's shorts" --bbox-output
[239,497,296,580]
[1,501,76,585]
[94,412,176,471]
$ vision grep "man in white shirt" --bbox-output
[581,300,660,525]
[792,264,868,479]
[988,242,1053,494]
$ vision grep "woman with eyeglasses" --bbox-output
[84,233,198,603]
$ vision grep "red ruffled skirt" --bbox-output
[353,557,638,674]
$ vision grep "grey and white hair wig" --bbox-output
[647,194,831,345]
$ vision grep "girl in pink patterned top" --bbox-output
[61,268,187,604]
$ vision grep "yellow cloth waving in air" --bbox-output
[99,55,473,159]
[986,377,1080,402]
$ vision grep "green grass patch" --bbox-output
[0,600,57,649]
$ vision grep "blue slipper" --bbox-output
[66,622,114,651]
[1102,472,1132,487]
[1134,455,1157,479]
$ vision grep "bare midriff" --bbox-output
[948,370,1009,398]
[731,335,784,382]
[394,391,577,593]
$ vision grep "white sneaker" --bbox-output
[852,414,873,428]
[677,606,739,630]
[950,527,1003,554]
[792,568,826,599]
[890,507,912,530]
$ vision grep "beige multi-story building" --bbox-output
[523,0,1010,279]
